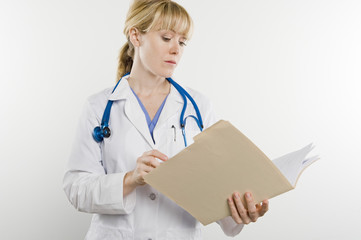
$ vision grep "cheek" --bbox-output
[178,48,184,59]
[140,42,163,65]
[139,49,156,70]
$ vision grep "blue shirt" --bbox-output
[130,88,168,143]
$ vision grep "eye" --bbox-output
[179,41,187,47]
[162,36,171,42]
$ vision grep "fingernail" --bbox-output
[246,193,251,198]
[234,193,240,199]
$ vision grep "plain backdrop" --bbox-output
[1,0,360,239]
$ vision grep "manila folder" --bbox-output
[144,120,294,225]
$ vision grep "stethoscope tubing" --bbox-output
[94,73,203,147]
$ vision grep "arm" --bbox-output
[63,99,168,214]
[63,99,136,215]
[63,170,136,214]
[200,96,269,236]
[197,96,242,235]
[201,98,246,236]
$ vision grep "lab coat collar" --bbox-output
[107,75,131,101]
[108,75,184,148]
[108,75,183,104]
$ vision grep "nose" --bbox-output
[170,40,180,55]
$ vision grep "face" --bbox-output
[132,28,187,78]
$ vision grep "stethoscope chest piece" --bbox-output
[93,125,111,142]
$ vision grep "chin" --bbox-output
[158,70,175,79]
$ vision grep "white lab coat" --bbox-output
[63,75,244,239]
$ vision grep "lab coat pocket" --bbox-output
[167,128,200,158]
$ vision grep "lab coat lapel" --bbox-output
[124,96,156,148]
[155,84,183,129]
[108,77,155,149]
[108,77,184,148]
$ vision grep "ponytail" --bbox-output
[116,41,134,81]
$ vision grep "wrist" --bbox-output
[125,171,137,188]
[123,171,137,197]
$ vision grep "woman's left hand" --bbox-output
[227,192,269,224]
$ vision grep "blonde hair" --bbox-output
[116,0,193,81]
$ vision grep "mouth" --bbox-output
[165,60,176,65]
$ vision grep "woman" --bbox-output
[63,0,269,239]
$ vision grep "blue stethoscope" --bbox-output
[93,73,203,147]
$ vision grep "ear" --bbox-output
[129,27,142,47]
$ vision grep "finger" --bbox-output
[245,192,258,222]
[233,192,251,224]
[147,157,161,168]
[139,156,152,165]
[139,155,159,168]
[141,165,154,173]
[134,167,152,185]
[227,197,243,224]
[259,200,269,217]
[145,150,168,162]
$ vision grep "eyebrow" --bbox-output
[160,30,187,40]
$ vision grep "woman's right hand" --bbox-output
[124,150,168,196]
[131,149,168,185]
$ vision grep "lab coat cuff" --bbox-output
[216,216,244,237]
[119,172,136,214]
[99,172,136,214]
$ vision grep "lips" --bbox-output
[165,60,176,64]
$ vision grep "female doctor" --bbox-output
[63,0,269,239]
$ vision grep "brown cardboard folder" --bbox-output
[144,120,318,225]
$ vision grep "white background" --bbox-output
[1,0,360,239]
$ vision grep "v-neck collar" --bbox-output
[107,75,184,148]
[129,87,169,140]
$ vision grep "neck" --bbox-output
[128,69,170,97]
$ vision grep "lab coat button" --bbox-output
[149,193,156,200]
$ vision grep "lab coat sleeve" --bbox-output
[216,216,244,237]
[63,98,136,215]
[200,96,219,129]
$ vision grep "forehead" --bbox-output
[139,0,193,39]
